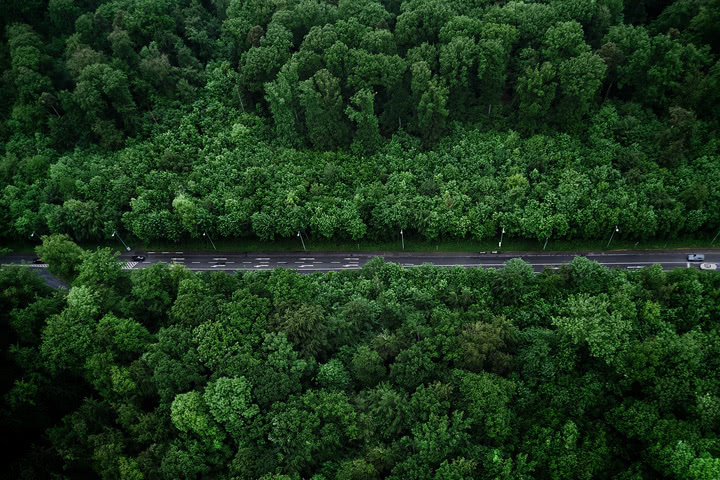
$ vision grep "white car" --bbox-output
[700,263,718,270]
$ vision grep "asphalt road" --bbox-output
[4,249,719,279]
[32,267,69,289]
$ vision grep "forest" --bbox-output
[2,1,720,479]
[1,242,720,479]
[2,0,720,244]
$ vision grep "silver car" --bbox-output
[687,254,705,261]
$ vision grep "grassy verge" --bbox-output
[5,233,719,254]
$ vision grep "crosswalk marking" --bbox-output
[121,262,138,270]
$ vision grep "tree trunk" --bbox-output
[237,92,245,113]
[603,79,614,103]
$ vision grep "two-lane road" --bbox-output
[4,249,719,276]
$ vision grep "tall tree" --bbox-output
[299,69,350,150]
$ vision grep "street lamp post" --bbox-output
[400,229,404,250]
[203,232,217,250]
[499,227,505,249]
[297,231,306,251]
[543,237,549,251]
[111,231,131,251]
[607,225,619,249]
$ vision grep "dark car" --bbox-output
[32,257,44,264]
[687,254,705,261]
[131,255,146,261]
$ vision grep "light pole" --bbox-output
[203,232,217,250]
[607,225,619,248]
[111,231,131,251]
[400,229,404,250]
[499,227,505,249]
[297,231,306,251]
[543,237,549,251]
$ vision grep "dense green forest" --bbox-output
[3,2,720,478]
[2,243,720,479]
[2,0,720,244]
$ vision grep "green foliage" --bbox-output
[299,68,350,150]
[317,358,352,391]
[35,234,84,281]
[3,0,720,474]
[203,376,259,441]
[40,285,100,373]
[454,370,515,444]
[351,344,386,387]
[3,259,720,478]
[552,293,632,364]
[346,88,382,155]
[515,62,557,134]
[3,38,720,245]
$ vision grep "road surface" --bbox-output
[3,249,719,280]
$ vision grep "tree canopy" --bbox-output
[2,252,720,479]
[1,0,719,245]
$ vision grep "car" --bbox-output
[687,254,705,261]
[131,255,146,261]
[700,263,718,270]
[32,257,44,264]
